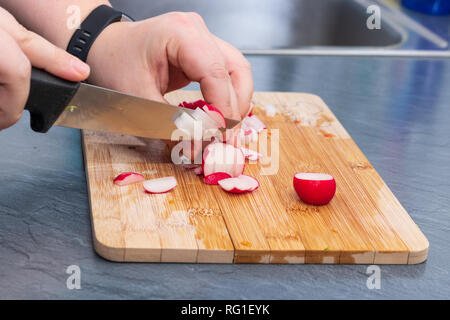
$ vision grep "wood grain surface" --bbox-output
[82,91,429,264]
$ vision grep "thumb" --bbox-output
[0,8,89,82]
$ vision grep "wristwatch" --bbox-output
[66,5,134,62]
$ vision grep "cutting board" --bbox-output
[82,91,428,264]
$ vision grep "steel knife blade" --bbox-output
[25,68,240,139]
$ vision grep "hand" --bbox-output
[0,7,90,130]
[87,12,254,120]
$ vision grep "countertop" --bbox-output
[1,8,450,300]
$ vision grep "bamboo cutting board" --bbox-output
[82,91,428,264]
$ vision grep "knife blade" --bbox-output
[25,68,240,140]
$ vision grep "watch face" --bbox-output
[120,14,134,22]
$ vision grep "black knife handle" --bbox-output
[25,67,80,133]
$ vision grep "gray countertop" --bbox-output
[1,55,449,300]
[1,1,450,299]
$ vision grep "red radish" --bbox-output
[143,176,177,194]
[236,174,259,191]
[202,143,245,178]
[194,166,203,176]
[179,100,226,129]
[113,172,145,186]
[242,115,266,133]
[239,127,258,144]
[204,172,232,185]
[293,173,336,205]
[174,111,197,136]
[247,101,255,117]
[218,175,259,193]
[241,147,262,161]
[191,107,219,130]
[201,104,226,129]
[178,100,206,110]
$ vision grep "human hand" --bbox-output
[0,7,90,130]
[87,12,254,120]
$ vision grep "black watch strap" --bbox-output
[66,5,127,62]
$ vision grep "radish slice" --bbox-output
[204,172,232,185]
[202,143,245,178]
[247,101,255,117]
[191,107,219,131]
[179,100,225,129]
[194,166,204,175]
[239,127,258,144]
[113,172,145,186]
[241,147,262,161]
[218,175,259,194]
[293,173,336,205]
[174,112,197,136]
[143,176,177,194]
[242,115,266,133]
[237,174,259,191]
[202,104,226,129]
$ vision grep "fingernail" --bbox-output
[71,58,90,76]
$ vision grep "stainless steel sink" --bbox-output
[110,0,449,57]
[112,0,405,49]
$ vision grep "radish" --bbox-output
[239,127,258,144]
[191,107,219,131]
[293,173,336,205]
[203,172,232,185]
[113,172,145,186]
[247,101,255,117]
[241,147,262,161]
[179,100,226,129]
[143,176,177,194]
[202,143,245,178]
[218,175,259,193]
[178,100,207,110]
[174,111,197,136]
[201,104,226,129]
[242,115,266,133]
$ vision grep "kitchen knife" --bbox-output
[25,68,240,140]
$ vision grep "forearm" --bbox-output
[0,0,110,48]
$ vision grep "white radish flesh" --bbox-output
[241,147,262,161]
[143,176,177,194]
[113,172,145,186]
[218,175,259,194]
[202,143,245,178]
[202,104,226,128]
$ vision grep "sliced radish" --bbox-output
[293,173,336,205]
[239,127,258,144]
[203,172,232,185]
[190,107,219,131]
[247,101,255,117]
[242,115,266,133]
[194,166,204,176]
[174,111,197,136]
[218,175,259,194]
[202,143,245,178]
[143,176,177,194]
[179,100,225,129]
[237,174,259,191]
[178,100,206,110]
[202,104,226,129]
[113,172,145,186]
[241,147,262,161]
